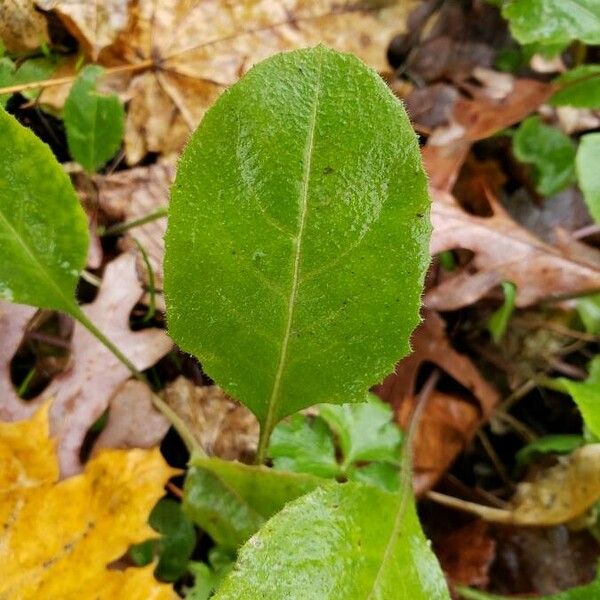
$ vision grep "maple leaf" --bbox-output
[427,189,600,310]
[41,0,417,163]
[0,403,177,599]
[375,310,499,494]
[0,253,172,476]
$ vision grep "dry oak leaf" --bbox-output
[430,444,600,527]
[94,162,174,292]
[0,253,173,476]
[80,0,417,163]
[427,189,600,311]
[0,403,176,599]
[164,376,259,463]
[36,0,130,59]
[0,0,49,51]
[375,310,499,494]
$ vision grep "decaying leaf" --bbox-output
[36,0,130,59]
[430,444,600,527]
[164,376,259,463]
[92,380,170,456]
[0,301,36,409]
[427,189,600,310]
[0,404,176,599]
[0,0,49,51]
[376,310,499,494]
[0,253,172,475]
[93,162,173,292]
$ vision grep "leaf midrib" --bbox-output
[262,53,323,434]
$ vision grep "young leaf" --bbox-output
[0,106,89,314]
[487,281,516,343]
[502,0,600,46]
[512,116,576,196]
[64,64,125,172]
[188,548,235,600]
[165,46,430,454]
[183,456,329,549]
[551,65,600,108]
[213,483,450,599]
[576,133,600,224]
[557,357,600,438]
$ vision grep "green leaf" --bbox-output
[187,548,235,600]
[515,434,584,468]
[488,281,516,343]
[557,357,600,438]
[457,566,600,599]
[0,57,16,107]
[577,293,600,334]
[319,393,402,468]
[512,116,576,196]
[0,106,88,313]
[183,456,329,549]
[502,0,600,45]
[64,65,125,172]
[165,46,430,452]
[0,56,57,107]
[552,65,600,108]
[348,461,401,492]
[150,498,197,582]
[268,414,339,478]
[576,133,600,224]
[213,483,450,600]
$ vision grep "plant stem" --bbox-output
[100,207,168,237]
[255,424,272,465]
[70,304,202,456]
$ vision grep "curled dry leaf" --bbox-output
[92,379,169,456]
[164,376,259,463]
[43,0,416,163]
[36,0,130,59]
[0,253,172,476]
[0,404,176,599]
[427,189,600,310]
[375,310,499,494]
[0,0,49,51]
[430,444,600,527]
[94,162,173,292]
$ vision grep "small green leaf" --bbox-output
[577,293,600,334]
[187,548,235,600]
[557,357,600,439]
[488,281,516,343]
[502,0,600,45]
[0,56,57,107]
[213,483,450,600]
[0,106,88,313]
[513,116,576,196]
[319,393,402,468]
[458,566,600,599]
[348,461,401,492]
[150,498,197,582]
[268,414,339,478]
[576,133,600,224]
[515,434,584,468]
[64,65,125,172]
[183,456,329,549]
[165,47,430,452]
[552,65,600,108]
[0,57,16,107]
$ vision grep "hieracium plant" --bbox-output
[0,46,450,598]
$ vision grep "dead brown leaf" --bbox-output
[44,0,416,163]
[0,0,49,51]
[36,0,129,59]
[375,310,499,494]
[164,376,259,463]
[0,253,172,476]
[427,189,600,310]
[92,379,169,456]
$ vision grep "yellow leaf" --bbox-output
[0,403,178,599]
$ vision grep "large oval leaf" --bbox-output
[165,47,430,442]
[0,106,88,313]
[213,482,450,599]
